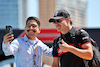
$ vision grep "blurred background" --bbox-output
[0,0,100,67]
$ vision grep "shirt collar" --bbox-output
[68,27,75,34]
[23,35,39,42]
[61,27,75,37]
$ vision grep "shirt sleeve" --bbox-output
[79,29,91,45]
[39,40,53,57]
[2,39,19,56]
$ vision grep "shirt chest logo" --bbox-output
[57,48,64,56]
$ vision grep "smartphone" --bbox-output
[6,26,13,41]
[6,26,13,34]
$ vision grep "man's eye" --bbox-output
[27,25,31,28]
[57,20,61,22]
[32,25,37,27]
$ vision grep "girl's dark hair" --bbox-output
[26,16,40,27]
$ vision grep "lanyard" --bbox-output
[33,41,38,67]
[26,40,38,67]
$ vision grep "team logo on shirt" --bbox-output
[57,48,64,56]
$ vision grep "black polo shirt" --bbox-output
[53,27,91,67]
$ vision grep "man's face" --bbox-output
[25,20,40,38]
[54,18,68,31]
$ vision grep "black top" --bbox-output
[53,27,91,67]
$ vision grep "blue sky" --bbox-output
[87,0,100,28]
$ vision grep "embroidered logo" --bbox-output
[54,11,58,17]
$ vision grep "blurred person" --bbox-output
[49,9,93,67]
[2,16,52,67]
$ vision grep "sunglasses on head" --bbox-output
[49,18,65,24]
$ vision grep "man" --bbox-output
[49,9,93,67]
[2,17,52,67]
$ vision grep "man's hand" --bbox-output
[59,39,70,52]
[3,32,14,44]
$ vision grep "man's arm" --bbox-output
[59,39,93,60]
[52,57,59,67]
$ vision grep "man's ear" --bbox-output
[38,28,41,33]
[65,17,71,24]
[25,26,26,30]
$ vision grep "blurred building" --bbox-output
[0,0,39,29]
[39,0,87,28]
[0,0,87,29]
[0,0,18,29]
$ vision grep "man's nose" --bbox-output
[30,26,34,29]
